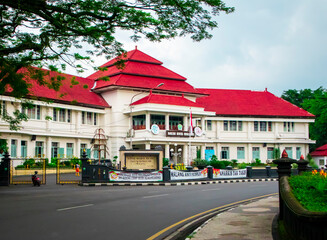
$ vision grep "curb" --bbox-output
[81,178,278,186]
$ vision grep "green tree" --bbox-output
[302,90,327,148]
[281,87,327,149]
[0,0,234,129]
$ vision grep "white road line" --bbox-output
[202,188,221,191]
[143,194,169,199]
[57,204,94,212]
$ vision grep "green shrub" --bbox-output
[15,165,25,169]
[289,171,327,212]
[23,159,35,167]
[47,163,56,168]
[209,159,232,169]
[163,158,169,167]
[192,158,208,168]
[237,163,247,169]
[231,159,238,167]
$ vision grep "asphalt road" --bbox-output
[0,181,278,240]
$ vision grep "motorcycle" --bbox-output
[32,171,41,187]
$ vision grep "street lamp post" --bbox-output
[129,83,164,149]
[170,143,182,164]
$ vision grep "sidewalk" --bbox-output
[188,195,279,240]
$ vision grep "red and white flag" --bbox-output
[189,108,193,134]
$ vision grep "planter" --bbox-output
[279,176,327,240]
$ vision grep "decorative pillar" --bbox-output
[46,137,51,160]
[146,112,150,130]
[183,144,187,165]
[165,114,169,130]
[201,145,205,160]
[184,115,188,131]
[297,154,309,175]
[165,144,170,160]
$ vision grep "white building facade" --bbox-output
[0,48,315,165]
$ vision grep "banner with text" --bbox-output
[109,170,163,182]
[170,169,208,181]
[213,169,247,179]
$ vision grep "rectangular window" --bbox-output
[238,121,243,131]
[221,147,229,159]
[223,121,228,131]
[21,141,27,158]
[151,115,165,130]
[169,116,183,130]
[319,159,325,166]
[35,141,44,157]
[296,147,301,159]
[93,113,97,125]
[51,142,59,158]
[53,109,57,121]
[11,140,17,158]
[59,109,66,122]
[67,109,71,123]
[82,111,85,124]
[230,121,237,131]
[66,143,74,158]
[206,120,212,131]
[254,121,258,131]
[87,112,92,125]
[267,147,274,159]
[237,147,245,159]
[252,147,260,160]
[268,122,272,131]
[260,121,267,131]
[284,122,295,132]
[23,104,41,120]
[285,147,292,158]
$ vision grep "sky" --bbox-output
[79,0,327,97]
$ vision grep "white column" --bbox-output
[146,112,150,130]
[165,144,170,160]
[76,138,81,157]
[201,118,205,131]
[247,122,252,140]
[76,111,81,132]
[248,143,252,163]
[201,145,205,160]
[183,144,187,165]
[184,115,188,131]
[274,122,279,139]
[216,121,220,139]
[165,114,169,130]
[145,143,151,150]
[46,137,51,159]
[216,143,220,159]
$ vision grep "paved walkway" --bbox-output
[188,195,279,240]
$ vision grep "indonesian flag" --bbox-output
[190,108,193,134]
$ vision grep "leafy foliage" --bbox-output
[0,0,234,129]
[281,87,327,149]
[289,172,327,212]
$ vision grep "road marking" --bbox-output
[202,188,221,192]
[146,192,278,240]
[57,204,94,212]
[143,194,169,199]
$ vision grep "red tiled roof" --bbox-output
[131,92,204,108]
[310,144,327,157]
[93,75,201,94]
[19,68,109,108]
[196,89,315,118]
[88,48,205,95]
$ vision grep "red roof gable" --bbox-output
[87,48,205,95]
[131,93,204,108]
[196,89,315,118]
[93,75,201,94]
[19,68,109,108]
[310,144,327,157]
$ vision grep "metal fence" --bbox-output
[56,158,82,184]
[10,158,46,185]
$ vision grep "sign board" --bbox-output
[194,127,203,136]
[151,124,160,135]
[109,170,163,182]
[170,169,208,181]
[213,169,247,179]
[125,154,158,170]
[166,130,194,137]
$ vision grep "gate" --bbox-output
[10,158,46,185]
[56,158,81,184]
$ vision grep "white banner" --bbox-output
[213,169,247,179]
[109,170,163,182]
[170,169,208,181]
